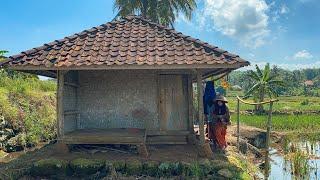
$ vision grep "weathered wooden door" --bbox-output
[159,75,188,131]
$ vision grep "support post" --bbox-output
[55,70,69,154]
[264,102,274,179]
[187,74,197,145]
[237,98,240,151]
[188,74,194,132]
[196,70,205,145]
[76,71,81,129]
[57,70,65,139]
[196,70,213,158]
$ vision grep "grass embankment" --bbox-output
[0,70,56,153]
[227,95,320,113]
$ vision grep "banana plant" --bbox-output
[245,63,284,111]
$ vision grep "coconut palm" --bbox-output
[113,0,197,27]
[245,63,284,111]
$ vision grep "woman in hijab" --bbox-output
[203,81,216,142]
[213,94,231,151]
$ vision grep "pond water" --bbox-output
[266,141,320,180]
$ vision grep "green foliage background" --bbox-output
[229,66,320,97]
[0,69,56,152]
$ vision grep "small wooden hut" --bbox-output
[2,16,249,155]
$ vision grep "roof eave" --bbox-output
[8,62,249,71]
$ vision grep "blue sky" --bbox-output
[1,0,320,70]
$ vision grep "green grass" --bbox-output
[238,114,320,132]
[226,90,320,133]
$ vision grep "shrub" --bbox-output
[30,158,68,176]
[143,161,159,176]
[158,162,183,177]
[5,133,26,152]
[126,160,143,175]
[300,99,309,105]
[0,70,56,151]
[70,158,105,176]
[113,160,126,174]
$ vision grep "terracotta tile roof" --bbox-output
[4,15,249,69]
[304,80,314,86]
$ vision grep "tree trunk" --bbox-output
[257,87,265,112]
[253,93,259,111]
[141,0,148,18]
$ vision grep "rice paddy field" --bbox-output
[227,95,320,113]
[237,114,320,132]
[226,92,320,135]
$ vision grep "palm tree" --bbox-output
[245,63,284,111]
[113,0,197,27]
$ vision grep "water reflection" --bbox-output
[265,141,320,180]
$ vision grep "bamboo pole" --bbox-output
[197,70,205,145]
[235,95,277,178]
[237,96,278,105]
[264,101,273,179]
[237,98,240,151]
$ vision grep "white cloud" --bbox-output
[280,4,289,14]
[201,0,270,48]
[176,14,193,26]
[270,3,289,22]
[248,53,255,58]
[293,50,313,60]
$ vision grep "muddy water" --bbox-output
[267,141,320,180]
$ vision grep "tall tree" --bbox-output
[0,50,8,61]
[113,0,197,27]
[245,63,284,111]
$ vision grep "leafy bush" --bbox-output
[126,159,143,175]
[143,161,159,176]
[0,70,56,151]
[300,99,309,105]
[30,158,69,176]
[3,158,251,179]
[70,158,105,175]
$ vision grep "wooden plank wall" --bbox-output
[159,74,189,131]
[63,71,79,133]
